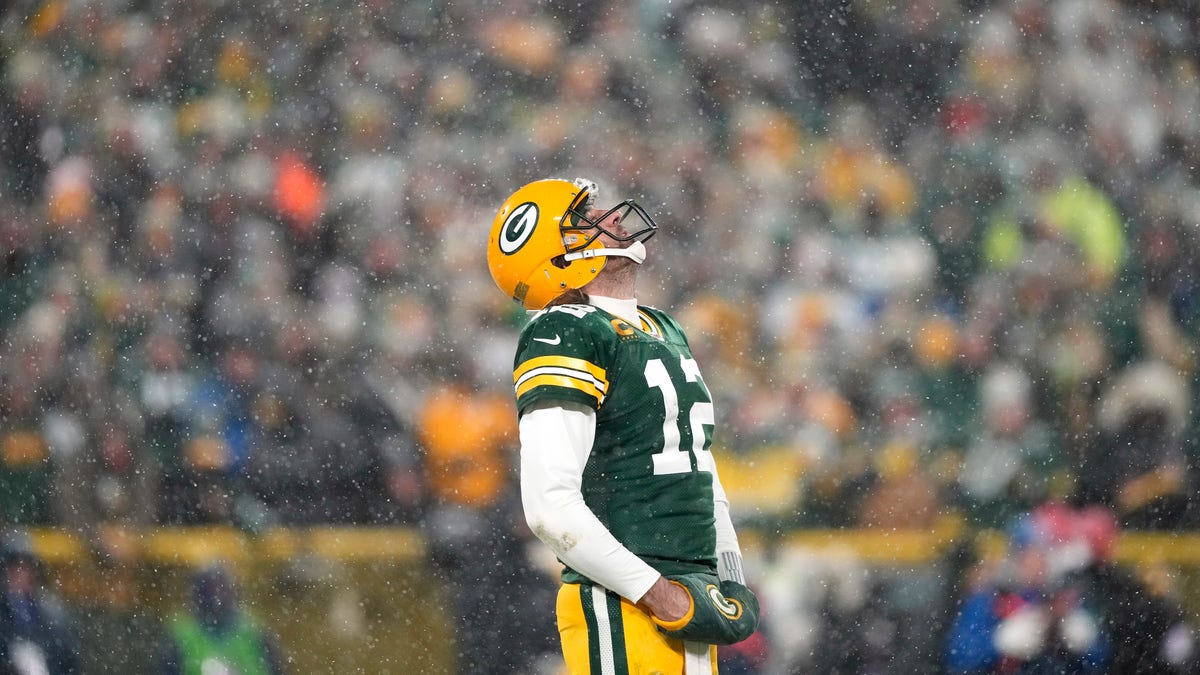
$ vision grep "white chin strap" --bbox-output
[562,240,647,265]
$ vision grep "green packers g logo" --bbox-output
[499,202,539,255]
[706,584,743,620]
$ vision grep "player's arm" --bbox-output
[519,400,672,606]
[647,463,760,645]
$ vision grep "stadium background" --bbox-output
[2,0,1200,672]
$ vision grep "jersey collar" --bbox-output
[588,295,640,326]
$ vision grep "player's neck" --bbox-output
[582,261,637,300]
[588,294,640,325]
[583,272,638,323]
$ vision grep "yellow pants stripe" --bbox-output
[558,582,717,675]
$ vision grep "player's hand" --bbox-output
[649,572,759,645]
[638,576,692,622]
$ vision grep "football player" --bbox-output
[487,178,759,674]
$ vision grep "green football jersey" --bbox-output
[513,302,718,581]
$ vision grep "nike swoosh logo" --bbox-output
[533,335,562,345]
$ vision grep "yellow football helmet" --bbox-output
[487,178,657,309]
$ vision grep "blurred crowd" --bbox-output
[942,503,1196,674]
[3,0,1198,535]
[2,0,1200,672]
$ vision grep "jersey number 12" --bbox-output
[645,357,716,475]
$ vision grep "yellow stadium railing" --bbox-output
[24,522,1200,567]
[20,523,1200,673]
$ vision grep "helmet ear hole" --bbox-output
[551,255,570,269]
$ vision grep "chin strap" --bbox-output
[562,240,647,265]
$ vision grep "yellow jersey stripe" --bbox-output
[515,365,608,394]
[514,355,608,386]
[515,372,607,404]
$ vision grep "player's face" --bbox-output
[586,206,632,246]
[563,197,656,269]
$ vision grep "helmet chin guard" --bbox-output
[563,239,648,265]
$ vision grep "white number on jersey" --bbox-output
[645,356,715,475]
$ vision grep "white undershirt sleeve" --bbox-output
[519,402,662,602]
[710,464,746,584]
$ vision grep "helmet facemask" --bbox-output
[557,182,658,266]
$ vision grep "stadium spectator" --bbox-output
[416,364,559,674]
[159,564,286,675]
[946,502,1200,674]
[1079,360,1194,529]
[944,503,1112,674]
[0,529,82,674]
